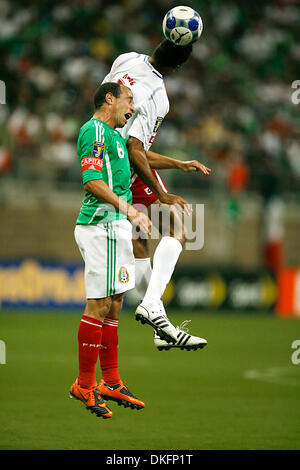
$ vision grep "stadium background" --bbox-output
[0,0,300,451]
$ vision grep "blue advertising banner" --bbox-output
[0,259,85,308]
[0,259,277,311]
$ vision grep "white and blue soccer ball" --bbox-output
[162,5,203,46]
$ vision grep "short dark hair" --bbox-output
[151,39,193,69]
[94,82,122,109]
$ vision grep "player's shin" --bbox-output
[77,315,103,389]
[99,317,120,385]
[143,236,182,305]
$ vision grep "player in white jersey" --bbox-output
[102,40,210,350]
[104,51,169,151]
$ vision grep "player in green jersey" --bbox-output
[70,82,151,419]
[76,114,133,225]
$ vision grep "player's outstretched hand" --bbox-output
[128,210,152,236]
[158,193,192,216]
[182,160,211,175]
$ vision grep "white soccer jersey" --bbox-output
[102,52,170,151]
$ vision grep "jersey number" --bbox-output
[117,141,125,159]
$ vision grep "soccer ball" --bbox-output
[162,5,203,46]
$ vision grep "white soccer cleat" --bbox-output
[135,301,178,344]
[153,320,207,351]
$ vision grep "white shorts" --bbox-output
[74,219,135,299]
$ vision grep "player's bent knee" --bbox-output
[180,225,188,246]
[169,224,187,247]
[108,293,125,319]
[85,297,113,322]
[111,293,124,309]
[101,298,113,317]
[176,233,186,247]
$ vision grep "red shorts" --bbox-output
[131,169,168,208]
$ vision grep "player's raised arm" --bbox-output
[146,150,211,175]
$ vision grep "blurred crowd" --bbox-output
[1,0,300,201]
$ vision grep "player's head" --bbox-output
[149,39,193,74]
[94,82,122,110]
[94,82,135,128]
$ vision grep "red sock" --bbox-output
[99,317,120,385]
[78,315,103,389]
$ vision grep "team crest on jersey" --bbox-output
[153,117,163,133]
[118,266,129,284]
[92,141,105,159]
[81,141,105,172]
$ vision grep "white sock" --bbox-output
[159,298,167,317]
[135,258,167,315]
[143,236,182,306]
[134,258,152,299]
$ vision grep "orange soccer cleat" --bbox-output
[69,379,113,419]
[99,379,145,410]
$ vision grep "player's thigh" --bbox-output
[74,221,135,299]
[110,219,136,293]
[131,202,151,259]
[83,294,124,321]
[132,236,149,258]
[150,200,187,243]
[84,297,113,322]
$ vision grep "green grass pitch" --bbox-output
[0,309,300,450]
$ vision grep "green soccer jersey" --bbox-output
[76,118,132,225]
